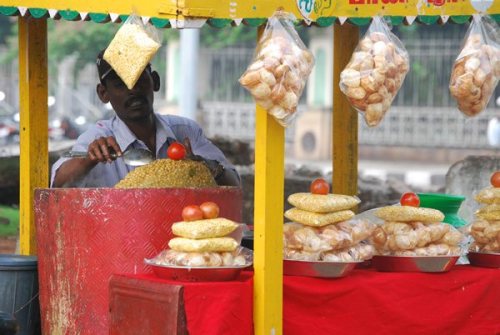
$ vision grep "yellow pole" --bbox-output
[253,24,284,335]
[332,23,359,197]
[18,17,48,255]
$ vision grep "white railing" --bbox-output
[200,36,498,108]
[201,102,498,149]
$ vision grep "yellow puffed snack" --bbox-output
[284,208,355,227]
[475,187,500,205]
[287,193,360,213]
[476,205,500,221]
[168,237,238,253]
[374,206,445,223]
[284,249,321,261]
[172,218,238,239]
[104,20,161,89]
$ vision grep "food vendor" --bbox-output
[51,49,240,188]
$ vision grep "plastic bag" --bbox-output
[104,14,161,89]
[370,219,465,256]
[322,242,374,262]
[239,11,315,127]
[283,218,376,260]
[172,218,239,239]
[149,246,252,267]
[468,181,500,253]
[449,14,499,117]
[287,192,360,213]
[339,16,409,127]
[469,217,500,253]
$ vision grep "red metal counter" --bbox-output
[34,187,243,335]
[111,266,500,335]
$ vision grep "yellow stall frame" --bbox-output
[1,0,498,334]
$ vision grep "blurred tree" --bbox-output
[201,25,256,48]
[0,16,13,45]
[49,21,118,74]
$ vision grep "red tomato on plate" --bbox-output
[310,178,330,195]
[491,171,500,188]
[200,202,220,219]
[167,142,186,160]
[182,205,203,221]
[400,192,420,207]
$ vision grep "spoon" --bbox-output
[61,148,154,166]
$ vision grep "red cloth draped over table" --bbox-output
[128,273,254,335]
[115,266,499,335]
[284,266,500,335]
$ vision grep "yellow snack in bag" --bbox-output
[104,16,161,89]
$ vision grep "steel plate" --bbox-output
[145,259,252,282]
[283,259,360,278]
[372,255,459,273]
[467,252,500,268]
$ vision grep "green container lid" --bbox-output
[417,193,467,228]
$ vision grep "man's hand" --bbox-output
[182,138,221,177]
[182,137,240,187]
[87,136,122,163]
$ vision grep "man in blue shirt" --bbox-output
[51,50,240,188]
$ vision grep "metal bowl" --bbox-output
[467,252,500,268]
[372,255,459,273]
[144,259,252,282]
[283,259,360,278]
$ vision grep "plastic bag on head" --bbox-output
[449,14,499,117]
[104,14,162,89]
[239,10,315,127]
[339,16,410,127]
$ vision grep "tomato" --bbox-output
[182,205,203,221]
[400,192,420,207]
[310,178,330,195]
[491,171,500,188]
[200,202,220,219]
[167,142,186,160]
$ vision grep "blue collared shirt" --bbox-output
[50,114,236,187]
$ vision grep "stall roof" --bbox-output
[0,0,499,27]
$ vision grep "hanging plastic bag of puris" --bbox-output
[104,14,162,89]
[449,15,499,117]
[239,11,315,127]
[339,16,410,127]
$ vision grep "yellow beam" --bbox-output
[18,17,48,255]
[253,65,285,335]
[332,23,358,197]
[2,0,498,21]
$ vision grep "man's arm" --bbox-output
[52,135,123,188]
[52,158,98,187]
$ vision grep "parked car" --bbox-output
[0,112,19,145]
[49,117,84,141]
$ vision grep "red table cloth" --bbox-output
[122,266,499,335]
[284,266,500,335]
[130,272,254,335]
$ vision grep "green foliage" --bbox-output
[0,204,19,236]
[0,16,12,45]
[0,19,18,65]
[48,21,118,74]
